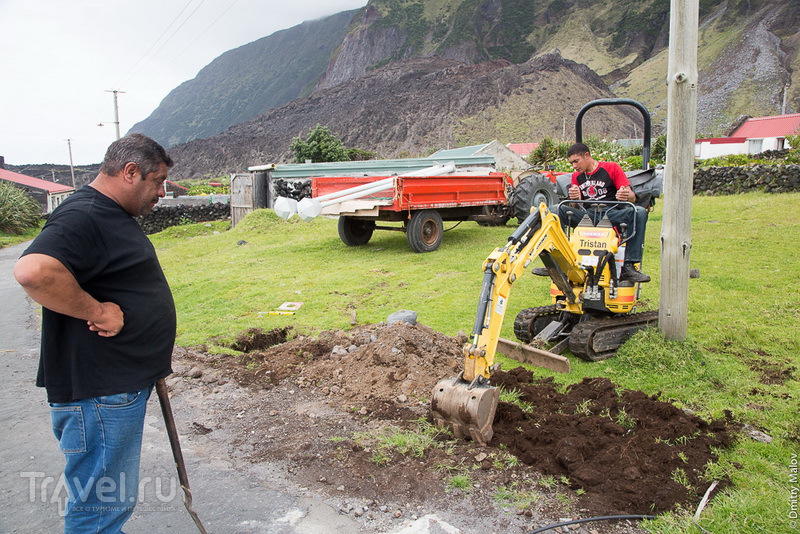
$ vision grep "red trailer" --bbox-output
[311,172,513,252]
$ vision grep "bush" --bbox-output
[696,154,761,168]
[529,137,569,166]
[291,124,349,163]
[187,184,230,195]
[0,182,42,234]
[347,147,381,161]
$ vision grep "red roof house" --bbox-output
[0,168,75,214]
[731,113,800,140]
[506,142,539,159]
[696,113,800,159]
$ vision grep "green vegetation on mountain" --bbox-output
[129,0,797,176]
[130,9,358,147]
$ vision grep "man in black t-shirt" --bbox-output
[14,134,176,532]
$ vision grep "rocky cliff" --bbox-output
[130,10,358,147]
[167,51,642,179]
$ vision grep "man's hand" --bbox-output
[87,302,125,337]
[616,185,636,202]
[568,184,581,200]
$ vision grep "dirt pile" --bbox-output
[179,322,735,521]
[225,322,463,405]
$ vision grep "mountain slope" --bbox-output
[136,0,799,179]
[613,1,797,134]
[167,51,642,179]
[129,10,358,147]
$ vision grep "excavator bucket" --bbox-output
[431,377,499,446]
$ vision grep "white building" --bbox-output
[695,113,800,159]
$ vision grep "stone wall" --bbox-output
[693,164,800,195]
[137,203,230,234]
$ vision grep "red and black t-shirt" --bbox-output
[571,161,630,201]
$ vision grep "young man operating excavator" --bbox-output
[554,142,650,283]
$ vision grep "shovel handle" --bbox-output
[155,378,208,534]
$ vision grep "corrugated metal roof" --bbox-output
[262,155,496,179]
[429,144,490,158]
[0,168,75,193]
[732,113,800,139]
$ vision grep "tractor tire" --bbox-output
[338,217,375,246]
[511,172,559,224]
[406,210,444,253]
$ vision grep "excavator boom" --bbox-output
[431,204,590,444]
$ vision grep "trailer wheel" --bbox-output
[338,217,375,246]
[511,172,559,223]
[406,210,443,253]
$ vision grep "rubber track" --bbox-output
[568,310,660,361]
[513,305,561,343]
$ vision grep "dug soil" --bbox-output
[167,322,735,533]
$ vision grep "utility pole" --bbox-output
[105,89,126,139]
[66,139,76,188]
[660,0,699,340]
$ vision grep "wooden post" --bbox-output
[660,0,699,340]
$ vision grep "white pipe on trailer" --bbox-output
[398,162,455,177]
[297,179,396,222]
[274,161,456,220]
[275,177,395,220]
[314,176,395,202]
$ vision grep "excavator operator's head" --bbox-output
[567,142,595,173]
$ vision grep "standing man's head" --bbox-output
[95,134,174,217]
[567,142,597,174]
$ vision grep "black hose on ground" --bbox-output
[529,514,656,533]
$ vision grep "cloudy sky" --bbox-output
[1,0,368,167]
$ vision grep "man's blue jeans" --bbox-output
[50,385,152,533]
[557,203,648,263]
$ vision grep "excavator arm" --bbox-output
[463,203,586,382]
[432,203,587,445]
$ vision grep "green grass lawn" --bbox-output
[151,192,799,533]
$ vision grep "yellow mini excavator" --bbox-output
[431,201,658,445]
[431,98,661,445]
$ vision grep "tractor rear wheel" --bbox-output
[511,172,559,223]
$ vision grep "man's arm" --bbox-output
[14,254,124,337]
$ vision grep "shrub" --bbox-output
[291,124,349,163]
[0,182,42,234]
[696,154,761,168]
[529,137,569,165]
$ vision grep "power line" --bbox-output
[114,0,207,89]
[169,0,241,64]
